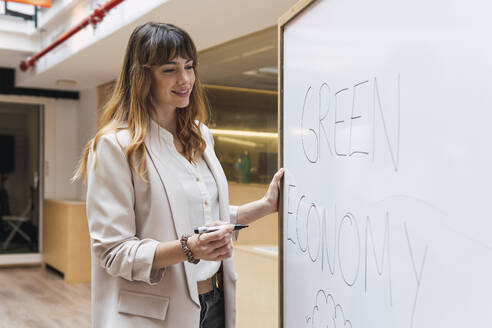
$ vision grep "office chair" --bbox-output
[2,172,38,251]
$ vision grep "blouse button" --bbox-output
[196,177,200,182]
[204,201,209,206]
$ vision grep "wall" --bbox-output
[42,88,97,201]
[44,98,79,200]
[76,88,98,200]
[0,94,89,202]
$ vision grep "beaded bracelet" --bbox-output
[180,234,200,264]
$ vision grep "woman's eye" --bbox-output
[162,69,175,73]
[185,66,194,70]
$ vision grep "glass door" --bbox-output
[0,102,43,264]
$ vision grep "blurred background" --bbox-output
[0,0,297,327]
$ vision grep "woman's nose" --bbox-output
[177,68,189,84]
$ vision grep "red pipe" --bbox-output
[20,0,126,71]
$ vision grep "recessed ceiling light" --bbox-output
[242,45,275,57]
[242,66,278,77]
[258,66,278,76]
[56,79,77,87]
[242,70,258,76]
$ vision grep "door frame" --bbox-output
[0,95,47,266]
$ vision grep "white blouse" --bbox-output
[150,120,222,281]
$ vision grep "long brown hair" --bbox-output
[73,22,209,181]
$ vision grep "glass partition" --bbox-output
[0,102,42,255]
[205,85,278,185]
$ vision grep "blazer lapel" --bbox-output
[202,140,232,223]
[144,128,200,306]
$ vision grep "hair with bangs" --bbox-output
[73,22,209,182]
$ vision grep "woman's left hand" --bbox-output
[263,168,284,213]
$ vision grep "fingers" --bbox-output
[211,241,233,260]
[266,168,284,194]
[199,224,234,242]
[205,233,232,249]
[190,223,235,261]
[194,234,233,260]
[271,168,284,186]
[261,168,284,214]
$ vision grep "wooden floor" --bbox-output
[0,266,91,328]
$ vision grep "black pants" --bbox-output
[199,275,225,328]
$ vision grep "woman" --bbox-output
[74,22,283,328]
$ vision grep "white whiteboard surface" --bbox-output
[281,0,492,327]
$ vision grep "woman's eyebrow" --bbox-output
[163,59,193,66]
[164,59,193,65]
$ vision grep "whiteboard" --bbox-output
[280,0,492,327]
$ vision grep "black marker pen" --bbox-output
[194,224,248,234]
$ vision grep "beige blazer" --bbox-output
[86,122,238,328]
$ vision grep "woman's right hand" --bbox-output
[187,222,234,261]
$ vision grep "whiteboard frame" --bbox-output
[277,1,492,327]
[277,1,318,327]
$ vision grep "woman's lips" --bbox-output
[172,89,190,98]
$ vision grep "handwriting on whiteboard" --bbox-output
[286,185,429,328]
[305,290,352,328]
[299,76,401,171]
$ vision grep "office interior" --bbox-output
[0,0,297,327]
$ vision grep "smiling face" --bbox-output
[150,56,195,111]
